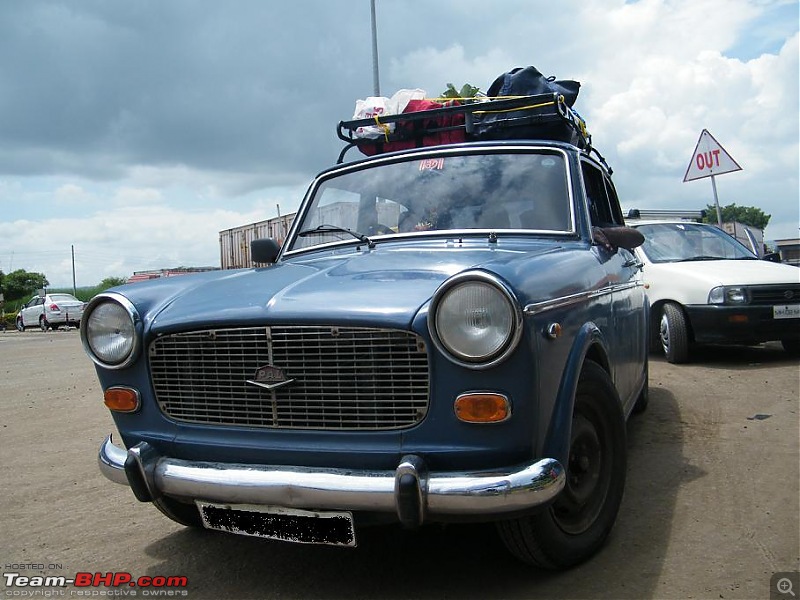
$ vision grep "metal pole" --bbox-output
[71,245,77,296]
[370,0,380,96]
[710,175,723,228]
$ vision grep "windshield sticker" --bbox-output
[419,158,445,171]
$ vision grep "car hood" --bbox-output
[121,242,558,333]
[641,258,800,286]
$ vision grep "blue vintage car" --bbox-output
[81,99,648,569]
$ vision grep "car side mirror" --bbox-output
[251,238,281,264]
[762,252,782,263]
[596,226,645,251]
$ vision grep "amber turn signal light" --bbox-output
[104,387,140,413]
[454,393,510,423]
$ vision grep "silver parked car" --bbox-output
[16,293,85,331]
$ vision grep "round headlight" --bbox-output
[82,295,139,368]
[431,274,521,367]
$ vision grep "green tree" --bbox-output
[3,269,49,302]
[99,276,127,289]
[703,203,771,230]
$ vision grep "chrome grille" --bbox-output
[749,284,800,305]
[150,326,429,430]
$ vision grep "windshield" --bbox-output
[287,151,572,252]
[636,222,757,263]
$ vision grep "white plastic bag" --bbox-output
[352,88,426,138]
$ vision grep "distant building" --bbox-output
[220,214,295,270]
[126,267,218,283]
[722,221,764,257]
[774,238,800,267]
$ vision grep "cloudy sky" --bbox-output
[1,0,797,287]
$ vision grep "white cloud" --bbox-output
[111,187,162,207]
[0,0,797,280]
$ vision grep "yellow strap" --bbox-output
[424,95,560,114]
[373,115,391,142]
[472,100,555,115]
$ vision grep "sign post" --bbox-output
[683,129,742,227]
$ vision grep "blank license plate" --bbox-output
[196,502,356,547]
[773,304,800,319]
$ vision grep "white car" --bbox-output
[16,293,86,331]
[631,221,800,363]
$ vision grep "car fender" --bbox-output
[541,321,610,465]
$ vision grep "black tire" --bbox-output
[781,339,800,356]
[39,317,49,332]
[16,318,25,332]
[659,303,690,363]
[632,359,649,415]
[496,360,627,569]
[153,496,204,528]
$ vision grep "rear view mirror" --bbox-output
[251,238,281,264]
[595,226,645,251]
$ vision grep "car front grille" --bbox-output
[749,284,800,305]
[149,326,429,430]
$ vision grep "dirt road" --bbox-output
[1,330,798,599]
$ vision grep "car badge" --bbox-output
[784,290,795,300]
[247,365,295,391]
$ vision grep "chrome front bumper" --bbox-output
[99,435,565,527]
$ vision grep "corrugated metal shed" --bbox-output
[219,214,295,269]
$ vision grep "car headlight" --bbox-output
[429,272,522,368]
[709,286,749,305]
[81,293,141,369]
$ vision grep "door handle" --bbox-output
[623,258,644,271]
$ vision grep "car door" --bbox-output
[581,161,646,406]
[22,297,43,327]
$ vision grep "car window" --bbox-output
[636,222,757,262]
[288,151,573,252]
[581,161,623,227]
[50,294,80,302]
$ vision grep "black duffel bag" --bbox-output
[472,66,587,146]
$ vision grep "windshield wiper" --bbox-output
[297,224,375,248]
[677,256,724,262]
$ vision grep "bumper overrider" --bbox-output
[99,436,565,527]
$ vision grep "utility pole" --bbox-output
[370,0,380,96]
[71,245,77,296]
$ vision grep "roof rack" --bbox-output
[626,209,707,221]
[336,93,592,164]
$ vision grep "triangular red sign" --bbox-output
[683,129,742,182]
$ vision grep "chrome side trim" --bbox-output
[524,281,642,316]
[98,436,565,518]
[524,289,604,316]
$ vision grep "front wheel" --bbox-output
[781,339,800,356]
[496,360,627,569]
[16,318,25,332]
[660,303,690,363]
